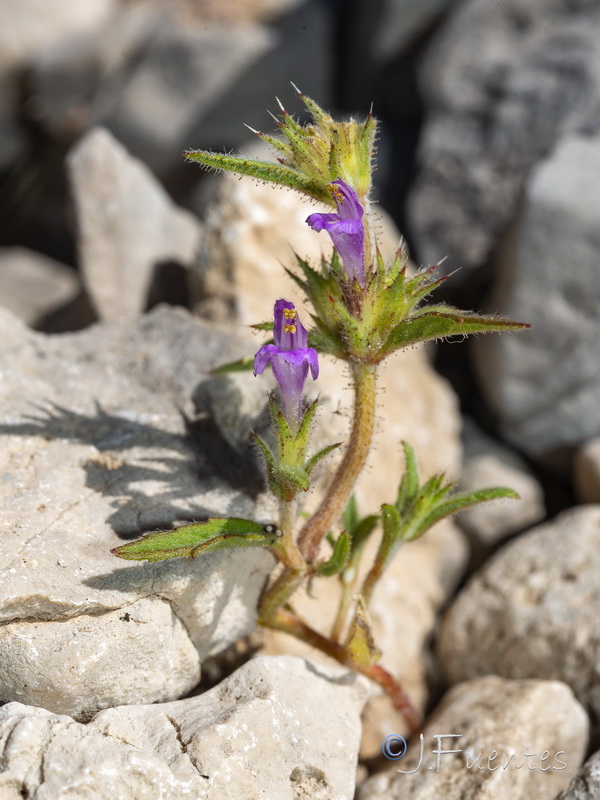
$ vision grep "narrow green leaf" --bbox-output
[318,531,351,576]
[305,441,342,476]
[211,355,255,374]
[111,517,282,562]
[407,486,520,542]
[250,321,274,332]
[396,441,419,513]
[348,514,379,568]
[342,495,359,534]
[184,150,329,201]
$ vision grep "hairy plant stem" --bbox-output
[263,607,422,734]
[298,361,377,562]
[278,499,305,570]
[258,567,305,623]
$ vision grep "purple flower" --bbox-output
[306,178,365,286]
[254,299,319,429]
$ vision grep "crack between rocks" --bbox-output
[164,714,209,781]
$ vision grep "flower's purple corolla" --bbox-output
[306,178,365,286]
[254,299,319,429]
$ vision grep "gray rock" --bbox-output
[0,305,276,719]
[28,3,158,140]
[372,0,457,62]
[408,1,600,273]
[556,749,600,800]
[104,2,332,174]
[67,127,202,320]
[437,506,600,725]
[0,656,369,800]
[0,0,118,168]
[457,454,545,552]
[359,675,588,800]
[474,135,600,462]
[574,437,600,503]
[0,247,80,326]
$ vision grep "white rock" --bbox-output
[359,676,588,800]
[438,506,600,723]
[67,127,202,320]
[0,247,80,326]
[0,656,369,800]
[574,437,600,503]
[474,135,600,462]
[0,305,276,718]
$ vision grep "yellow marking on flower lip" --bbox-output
[284,324,297,334]
[327,183,344,204]
[283,308,296,320]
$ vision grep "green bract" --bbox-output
[184,86,376,204]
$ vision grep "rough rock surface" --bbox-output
[0,305,276,718]
[359,676,588,800]
[574,437,600,503]
[438,506,600,724]
[556,749,600,800]
[194,171,463,510]
[474,135,600,462]
[408,0,600,273]
[0,656,369,800]
[262,520,469,758]
[0,247,80,326]
[67,127,202,320]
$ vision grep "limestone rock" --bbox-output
[359,676,588,800]
[67,127,202,320]
[0,305,276,718]
[0,247,80,327]
[0,656,369,800]
[408,0,600,274]
[474,135,600,462]
[574,437,600,503]
[437,506,600,725]
[556,749,600,800]
[457,454,545,553]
